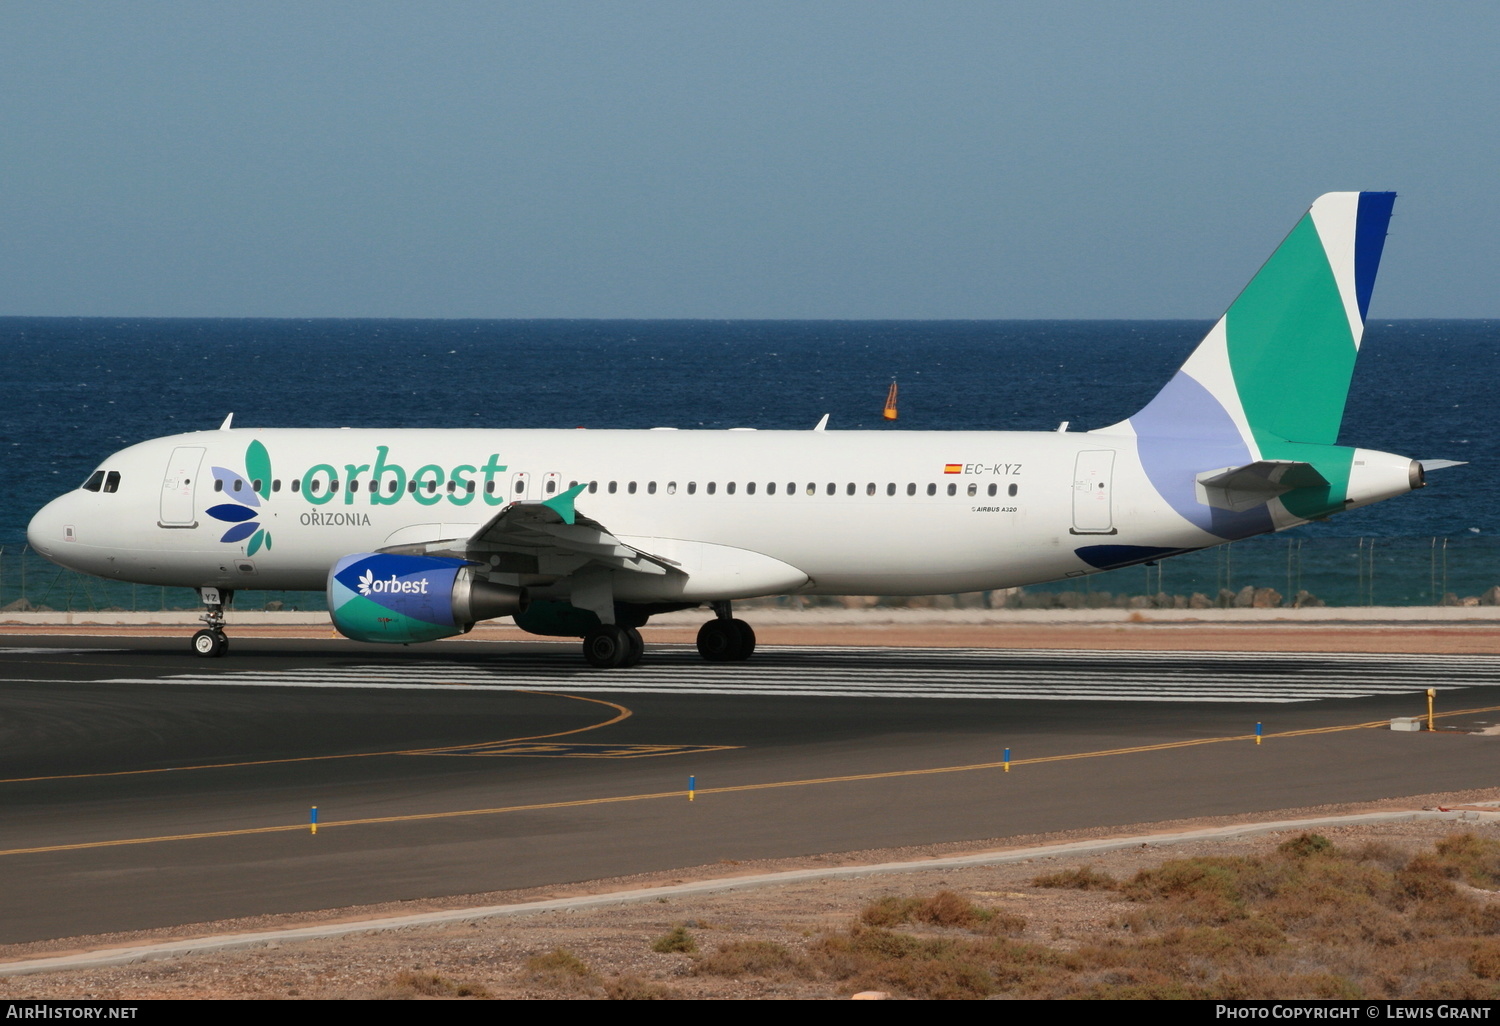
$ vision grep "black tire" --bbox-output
[622,626,645,667]
[582,624,630,668]
[729,618,755,661]
[191,629,226,658]
[696,619,739,662]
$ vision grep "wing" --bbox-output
[459,484,680,579]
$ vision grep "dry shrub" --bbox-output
[1056,966,1211,1000]
[810,925,1074,999]
[676,835,1500,999]
[1069,836,1500,998]
[1397,852,1461,901]
[523,947,598,994]
[1433,833,1500,889]
[651,925,698,954]
[1032,864,1119,890]
[1277,833,1335,858]
[858,890,1025,935]
[1213,971,1362,1001]
[378,971,492,999]
[859,895,923,928]
[1125,857,1252,923]
[1471,940,1500,980]
[693,940,813,980]
[1349,840,1409,871]
[982,910,1029,936]
[1254,853,1391,940]
[916,890,979,927]
[604,975,676,1000]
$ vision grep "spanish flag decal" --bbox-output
[944,464,963,474]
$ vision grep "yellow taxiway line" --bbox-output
[0,691,631,785]
[7,702,1495,860]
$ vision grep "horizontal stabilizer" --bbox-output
[1196,460,1329,512]
[1418,459,1467,472]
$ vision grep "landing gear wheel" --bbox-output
[582,624,631,668]
[191,629,227,658]
[729,618,755,661]
[622,626,645,667]
[697,618,754,661]
[697,619,735,661]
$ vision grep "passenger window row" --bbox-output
[577,480,1020,498]
[197,474,1022,500]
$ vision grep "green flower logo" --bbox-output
[206,439,273,555]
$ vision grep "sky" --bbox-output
[1,1,1495,319]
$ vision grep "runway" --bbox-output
[1,634,1497,944]
[51,643,1500,702]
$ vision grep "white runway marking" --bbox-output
[0,648,127,656]
[94,646,1500,704]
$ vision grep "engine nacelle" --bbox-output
[328,553,527,644]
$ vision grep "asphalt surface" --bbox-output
[1,634,1498,944]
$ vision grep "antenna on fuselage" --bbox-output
[218,413,234,431]
[813,414,830,431]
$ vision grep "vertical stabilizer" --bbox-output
[1124,192,1396,537]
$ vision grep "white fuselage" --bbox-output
[28,425,1229,601]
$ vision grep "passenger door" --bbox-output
[160,446,205,527]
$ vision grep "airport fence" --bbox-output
[2,536,1500,614]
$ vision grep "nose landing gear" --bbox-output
[697,602,755,662]
[192,586,232,658]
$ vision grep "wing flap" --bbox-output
[462,485,680,578]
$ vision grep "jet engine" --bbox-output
[328,553,527,644]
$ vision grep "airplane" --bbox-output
[27,192,1454,667]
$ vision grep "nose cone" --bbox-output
[27,493,73,564]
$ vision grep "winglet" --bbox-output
[541,483,587,525]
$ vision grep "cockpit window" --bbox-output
[82,471,105,492]
[103,471,121,493]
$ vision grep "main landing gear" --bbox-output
[581,623,645,669]
[191,587,232,658]
[696,602,755,662]
[577,601,756,667]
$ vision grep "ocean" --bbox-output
[2,318,1495,608]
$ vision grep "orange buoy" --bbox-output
[883,380,898,421]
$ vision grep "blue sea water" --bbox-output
[1,318,1494,606]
